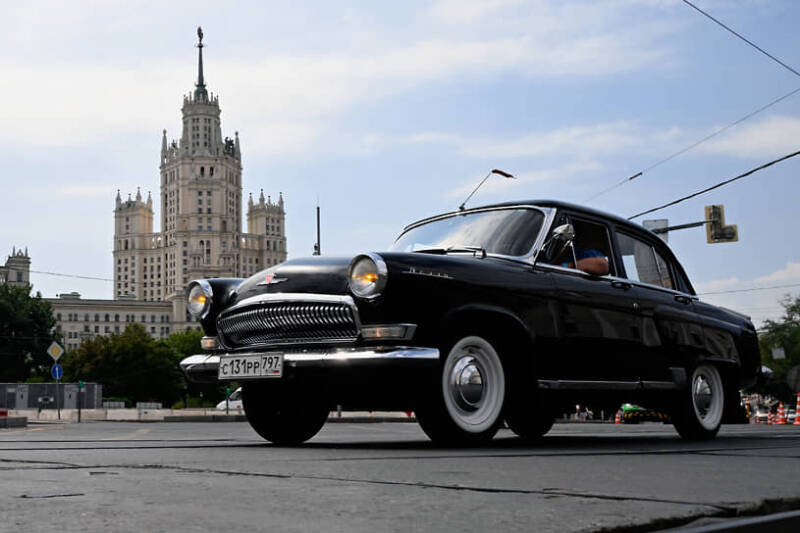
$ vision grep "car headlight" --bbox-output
[187,280,213,319]
[348,253,388,299]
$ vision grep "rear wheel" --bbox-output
[672,364,725,441]
[242,381,329,446]
[415,335,506,445]
[505,402,555,440]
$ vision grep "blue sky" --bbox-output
[1,0,798,326]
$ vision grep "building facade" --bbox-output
[0,247,31,287]
[43,28,287,349]
[112,28,286,328]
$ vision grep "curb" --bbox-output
[0,417,27,429]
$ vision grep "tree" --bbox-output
[758,295,800,401]
[63,323,184,405]
[0,284,58,382]
[164,329,226,406]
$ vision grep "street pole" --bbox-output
[78,381,83,423]
[56,378,61,420]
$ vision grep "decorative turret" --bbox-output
[116,189,122,208]
[161,129,168,156]
[234,131,240,158]
[259,189,265,206]
[146,191,153,209]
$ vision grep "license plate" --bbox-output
[218,354,283,379]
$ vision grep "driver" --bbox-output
[563,246,609,276]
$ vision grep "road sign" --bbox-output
[51,363,63,380]
[47,341,65,362]
[643,219,669,243]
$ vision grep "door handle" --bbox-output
[611,280,632,290]
[674,295,691,305]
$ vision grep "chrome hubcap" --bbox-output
[690,364,724,431]
[450,356,484,411]
[441,336,505,434]
[693,375,713,419]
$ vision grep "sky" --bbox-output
[1,0,799,328]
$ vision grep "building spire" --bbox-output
[194,27,208,101]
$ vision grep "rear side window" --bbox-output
[616,232,674,289]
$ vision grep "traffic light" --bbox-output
[705,205,738,243]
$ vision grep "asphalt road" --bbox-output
[1,421,799,533]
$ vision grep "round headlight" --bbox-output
[187,280,213,319]
[348,253,387,299]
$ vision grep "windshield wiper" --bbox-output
[413,245,487,258]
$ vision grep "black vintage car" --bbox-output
[180,200,759,445]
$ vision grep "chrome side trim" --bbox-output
[179,347,440,383]
[537,379,677,391]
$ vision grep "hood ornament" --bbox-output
[257,273,288,286]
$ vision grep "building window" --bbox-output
[114,314,119,322]
[105,314,109,322]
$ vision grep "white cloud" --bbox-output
[444,160,602,199]
[698,115,800,159]
[694,262,800,327]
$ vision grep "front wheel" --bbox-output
[671,364,725,441]
[415,335,506,445]
[242,382,329,446]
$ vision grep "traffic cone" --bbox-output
[777,402,786,425]
[768,411,774,425]
[615,410,622,424]
[794,394,800,425]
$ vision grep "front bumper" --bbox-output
[179,346,440,383]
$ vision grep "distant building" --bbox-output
[44,28,288,349]
[48,292,173,351]
[113,27,286,330]
[0,247,31,287]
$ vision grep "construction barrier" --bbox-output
[0,409,7,417]
[777,402,786,425]
[795,393,800,426]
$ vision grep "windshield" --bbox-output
[391,208,545,257]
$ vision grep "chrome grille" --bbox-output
[217,300,359,349]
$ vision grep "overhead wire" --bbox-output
[584,86,800,202]
[681,0,800,78]
[585,2,800,203]
[628,149,800,220]
[697,282,800,296]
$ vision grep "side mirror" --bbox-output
[537,223,575,265]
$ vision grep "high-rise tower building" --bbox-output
[112,28,287,326]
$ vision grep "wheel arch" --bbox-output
[439,304,536,365]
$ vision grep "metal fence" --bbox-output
[0,383,103,409]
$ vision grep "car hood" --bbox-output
[232,252,518,304]
[234,256,354,302]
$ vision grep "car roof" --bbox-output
[402,199,645,234]
[401,199,697,295]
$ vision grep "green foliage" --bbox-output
[171,395,215,409]
[758,295,800,400]
[165,329,203,359]
[62,323,184,405]
[0,284,58,381]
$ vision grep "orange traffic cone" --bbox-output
[794,394,800,426]
[768,411,774,425]
[615,410,622,424]
[777,402,786,425]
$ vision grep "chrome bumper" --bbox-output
[179,346,440,383]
